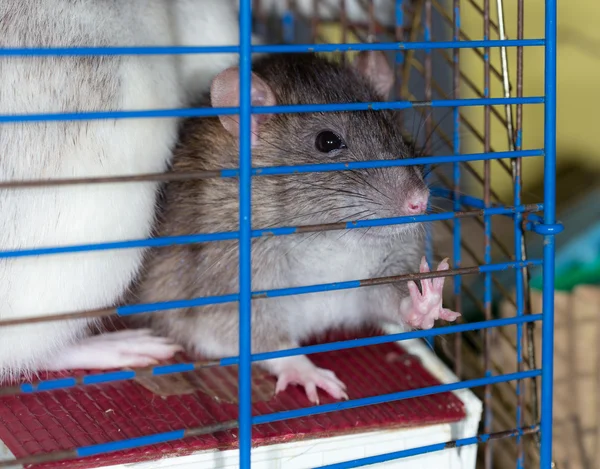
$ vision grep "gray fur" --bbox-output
[130,53,428,364]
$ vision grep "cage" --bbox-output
[0,0,559,468]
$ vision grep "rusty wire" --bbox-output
[0,1,550,465]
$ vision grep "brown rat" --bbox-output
[129,51,460,404]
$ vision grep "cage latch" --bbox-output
[523,213,564,235]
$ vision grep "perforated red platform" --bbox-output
[0,329,465,469]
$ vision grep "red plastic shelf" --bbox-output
[0,329,465,468]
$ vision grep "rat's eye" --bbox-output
[315,131,346,153]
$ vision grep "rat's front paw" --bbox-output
[402,257,461,330]
[274,356,348,405]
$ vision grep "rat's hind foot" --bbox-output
[271,355,348,405]
[44,329,183,371]
[401,257,461,330]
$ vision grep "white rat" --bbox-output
[0,0,249,382]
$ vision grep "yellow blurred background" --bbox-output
[320,0,600,201]
[460,0,600,200]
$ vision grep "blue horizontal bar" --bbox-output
[251,97,543,115]
[338,204,541,230]
[254,370,541,425]
[0,199,543,260]
[152,363,196,375]
[1,149,542,186]
[61,371,539,461]
[0,46,239,57]
[255,39,544,53]
[0,107,230,124]
[17,314,542,395]
[0,232,239,259]
[20,377,77,393]
[431,188,489,209]
[76,429,185,458]
[315,426,539,469]
[82,371,136,386]
[115,259,541,318]
[0,97,543,124]
[231,313,543,366]
[0,39,544,58]
[117,293,239,316]
[6,260,545,335]
[237,149,544,178]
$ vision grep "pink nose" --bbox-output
[405,194,428,215]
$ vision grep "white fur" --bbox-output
[0,0,241,381]
[193,229,420,361]
[272,234,410,343]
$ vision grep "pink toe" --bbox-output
[407,280,420,301]
[322,380,348,400]
[275,377,290,394]
[419,256,430,273]
[432,276,445,292]
[408,313,423,328]
[440,308,461,322]
[421,320,434,330]
[132,357,159,368]
[421,277,432,296]
[305,383,319,404]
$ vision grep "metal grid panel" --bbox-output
[0,0,558,468]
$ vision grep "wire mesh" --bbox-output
[0,0,558,468]
[266,1,554,466]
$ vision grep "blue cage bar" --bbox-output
[0,0,559,467]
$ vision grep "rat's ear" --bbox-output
[352,50,394,99]
[211,67,277,146]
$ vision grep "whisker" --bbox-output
[356,226,372,245]
[345,170,393,203]
[281,209,373,256]
[333,211,376,243]
[260,204,366,229]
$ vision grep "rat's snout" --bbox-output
[404,191,429,215]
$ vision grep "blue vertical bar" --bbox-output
[395,0,405,71]
[514,160,525,469]
[238,0,253,468]
[282,6,295,44]
[420,0,435,349]
[515,0,526,464]
[482,1,493,466]
[422,1,433,350]
[423,1,433,269]
[394,0,405,128]
[540,0,557,467]
[452,0,462,376]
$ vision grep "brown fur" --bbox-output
[128,53,428,364]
